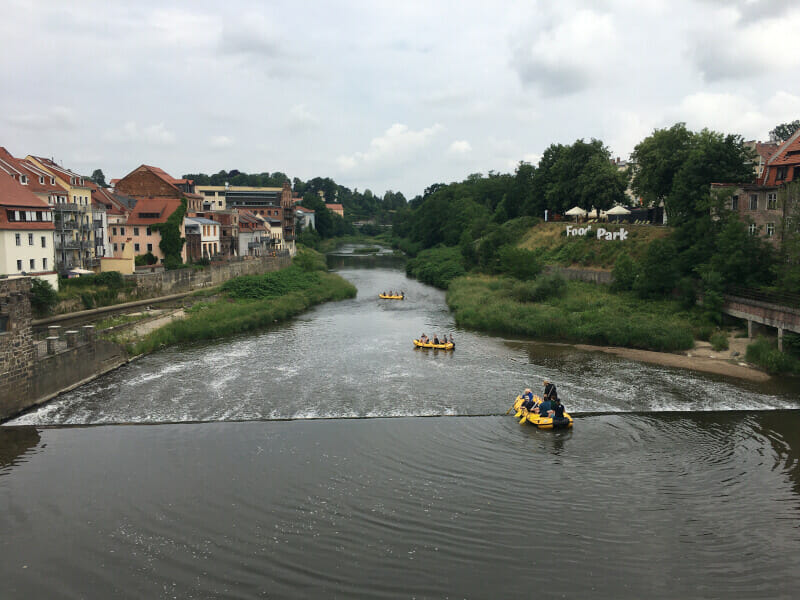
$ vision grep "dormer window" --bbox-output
[20,175,27,184]
[39,176,44,184]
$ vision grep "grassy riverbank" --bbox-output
[447,276,702,352]
[128,258,356,355]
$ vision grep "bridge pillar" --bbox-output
[778,327,784,352]
[747,319,753,338]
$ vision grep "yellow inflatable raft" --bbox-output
[379,294,404,300]
[413,339,454,350]
[511,395,573,429]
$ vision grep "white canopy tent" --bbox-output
[565,206,587,216]
[606,205,631,215]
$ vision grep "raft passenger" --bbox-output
[520,388,536,411]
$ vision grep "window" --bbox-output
[43,258,48,270]
[15,233,21,246]
[28,233,34,245]
[20,175,27,184]
[39,176,44,184]
[120,227,125,236]
[766,223,775,237]
[146,227,152,236]
[731,195,738,210]
[17,260,22,271]
[113,243,118,251]
[147,243,153,252]
[776,166,788,181]
[768,193,777,210]
[749,194,758,211]
[112,227,117,235]
[749,223,757,235]
[41,236,46,248]
[133,227,139,236]
[29,259,35,270]
[134,243,140,252]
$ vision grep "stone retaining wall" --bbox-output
[544,265,613,285]
[131,254,291,296]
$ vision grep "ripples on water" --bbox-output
[2,413,800,599]
[2,252,800,598]
[7,257,800,426]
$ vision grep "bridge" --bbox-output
[723,287,800,351]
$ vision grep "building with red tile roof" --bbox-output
[107,196,186,263]
[115,164,203,210]
[325,203,344,217]
[0,172,57,287]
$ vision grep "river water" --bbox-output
[2,247,800,598]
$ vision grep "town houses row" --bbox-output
[0,148,325,288]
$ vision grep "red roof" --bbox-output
[759,129,800,186]
[28,155,88,187]
[125,197,183,225]
[326,203,344,211]
[0,147,64,195]
[0,172,55,230]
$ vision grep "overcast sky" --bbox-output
[2,0,799,199]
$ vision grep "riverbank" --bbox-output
[446,274,777,381]
[116,263,356,355]
[575,343,770,382]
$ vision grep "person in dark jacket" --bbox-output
[552,397,569,427]
[543,380,558,402]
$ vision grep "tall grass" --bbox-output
[131,269,356,355]
[447,276,697,352]
[745,337,800,375]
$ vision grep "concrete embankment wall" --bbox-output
[1,255,292,422]
[132,254,291,296]
[544,266,613,285]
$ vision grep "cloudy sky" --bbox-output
[2,0,799,198]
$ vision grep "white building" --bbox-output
[0,171,57,288]
[184,216,221,259]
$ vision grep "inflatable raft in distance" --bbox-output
[413,338,454,350]
[512,395,573,429]
[379,294,404,300]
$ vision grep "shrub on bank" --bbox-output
[447,276,696,352]
[710,331,729,351]
[132,271,356,355]
[406,246,466,289]
[745,337,800,375]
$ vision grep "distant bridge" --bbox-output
[723,288,800,351]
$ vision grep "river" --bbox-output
[2,247,800,598]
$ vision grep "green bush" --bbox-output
[497,246,542,280]
[406,246,466,289]
[710,331,729,351]
[30,278,58,316]
[611,254,638,292]
[293,247,327,272]
[745,337,800,374]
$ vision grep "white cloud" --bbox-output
[512,8,618,96]
[210,135,234,149]
[288,104,320,128]
[105,122,176,146]
[5,106,77,130]
[337,123,443,171]
[448,140,472,154]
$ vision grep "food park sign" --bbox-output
[565,225,628,241]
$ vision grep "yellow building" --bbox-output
[26,156,98,271]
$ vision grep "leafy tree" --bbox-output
[776,181,800,293]
[151,198,187,268]
[707,216,774,289]
[90,169,107,187]
[611,254,638,292]
[497,246,542,280]
[30,278,58,316]
[631,123,694,207]
[770,120,800,143]
[634,238,679,298]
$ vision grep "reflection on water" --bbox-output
[0,426,41,473]
[0,413,799,599]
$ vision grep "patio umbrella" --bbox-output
[564,206,587,216]
[606,205,631,215]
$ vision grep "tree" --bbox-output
[777,181,800,293]
[90,169,107,187]
[770,120,800,143]
[30,278,58,316]
[631,123,694,207]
